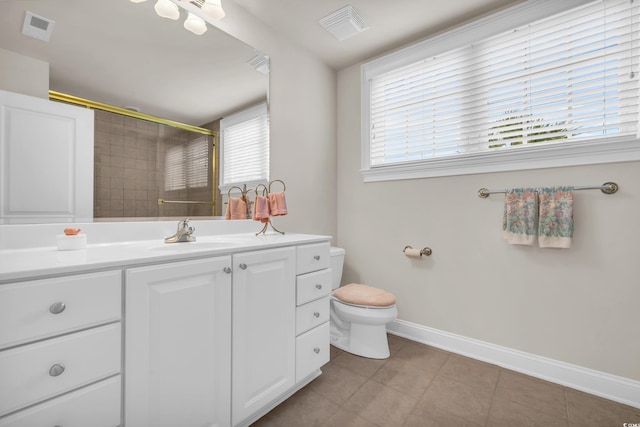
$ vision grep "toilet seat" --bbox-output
[331,296,395,310]
[332,283,396,307]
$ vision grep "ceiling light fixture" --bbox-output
[154,0,180,20]
[184,12,207,35]
[130,0,221,35]
[319,5,368,41]
[201,0,225,21]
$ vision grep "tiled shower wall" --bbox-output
[93,110,214,219]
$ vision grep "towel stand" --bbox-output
[477,182,618,198]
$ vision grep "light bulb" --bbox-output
[202,0,225,20]
[184,13,207,35]
[129,0,147,3]
[154,0,180,20]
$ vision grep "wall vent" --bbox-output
[319,5,368,41]
[22,11,55,42]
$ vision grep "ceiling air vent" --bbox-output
[22,11,55,42]
[319,5,368,41]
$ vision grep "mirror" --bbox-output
[0,0,269,222]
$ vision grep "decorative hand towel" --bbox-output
[225,197,247,220]
[503,188,538,245]
[268,191,288,216]
[538,186,574,248]
[253,195,270,223]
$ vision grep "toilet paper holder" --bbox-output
[403,246,432,256]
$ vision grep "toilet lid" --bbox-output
[332,283,396,307]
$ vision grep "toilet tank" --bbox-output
[329,247,345,290]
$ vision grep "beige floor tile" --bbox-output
[372,357,437,399]
[251,388,339,427]
[488,394,569,427]
[406,402,484,427]
[494,370,567,419]
[324,408,380,427]
[387,333,411,355]
[565,388,640,427]
[420,375,493,424]
[343,380,417,427]
[331,351,388,378]
[392,342,450,374]
[330,344,344,360]
[306,361,368,405]
[437,354,500,394]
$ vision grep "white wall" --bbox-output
[337,63,640,382]
[209,3,337,240]
[0,48,48,98]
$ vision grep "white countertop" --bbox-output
[0,232,331,282]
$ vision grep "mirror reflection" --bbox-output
[0,0,269,222]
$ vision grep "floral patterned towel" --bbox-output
[538,186,574,248]
[503,188,538,245]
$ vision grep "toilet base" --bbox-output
[330,321,390,359]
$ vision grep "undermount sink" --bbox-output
[150,241,238,251]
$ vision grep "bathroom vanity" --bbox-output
[0,221,331,427]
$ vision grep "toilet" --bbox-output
[329,247,398,359]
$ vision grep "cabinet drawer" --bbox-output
[0,270,121,350]
[296,269,331,306]
[0,375,121,427]
[296,242,330,275]
[295,322,329,383]
[0,323,121,417]
[296,297,329,336]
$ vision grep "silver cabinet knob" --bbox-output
[239,263,247,270]
[313,312,320,318]
[315,284,322,290]
[49,363,65,377]
[49,302,66,315]
[314,255,320,260]
[313,348,320,354]
[223,267,232,274]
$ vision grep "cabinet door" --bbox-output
[125,256,232,427]
[0,90,93,224]
[232,247,296,425]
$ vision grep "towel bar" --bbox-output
[477,182,618,198]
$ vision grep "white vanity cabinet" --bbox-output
[0,270,122,427]
[124,256,232,427]
[231,246,296,425]
[294,243,331,382]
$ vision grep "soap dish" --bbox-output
[57,234,87,251]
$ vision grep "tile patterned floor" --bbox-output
[252,334,640,427]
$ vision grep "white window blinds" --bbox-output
[219,103,269,188]
[164,135,210,191]
[365,0,639,172]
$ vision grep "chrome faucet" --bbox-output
[164,218,196,243]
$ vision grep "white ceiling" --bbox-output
[232,0,522,70]
[0,0,522,125]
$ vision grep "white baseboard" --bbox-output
[387,319,640,409]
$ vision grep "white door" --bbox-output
[0,90,93,224]
[232,247,296,425]
[125,256,232,427]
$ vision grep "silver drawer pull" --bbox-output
[223,267,232,274]
[49,363,65,377]
[313,312,320,318]
[313,348,320,354]
[315,284,322,290]
[239,263,247,270]
[314,255,320,261]
[49,302,66,315]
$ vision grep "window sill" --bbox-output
[361,136,640,182]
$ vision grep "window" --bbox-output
[219,102,269,190]
[361,0,640,182]
[164,135,210,191]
